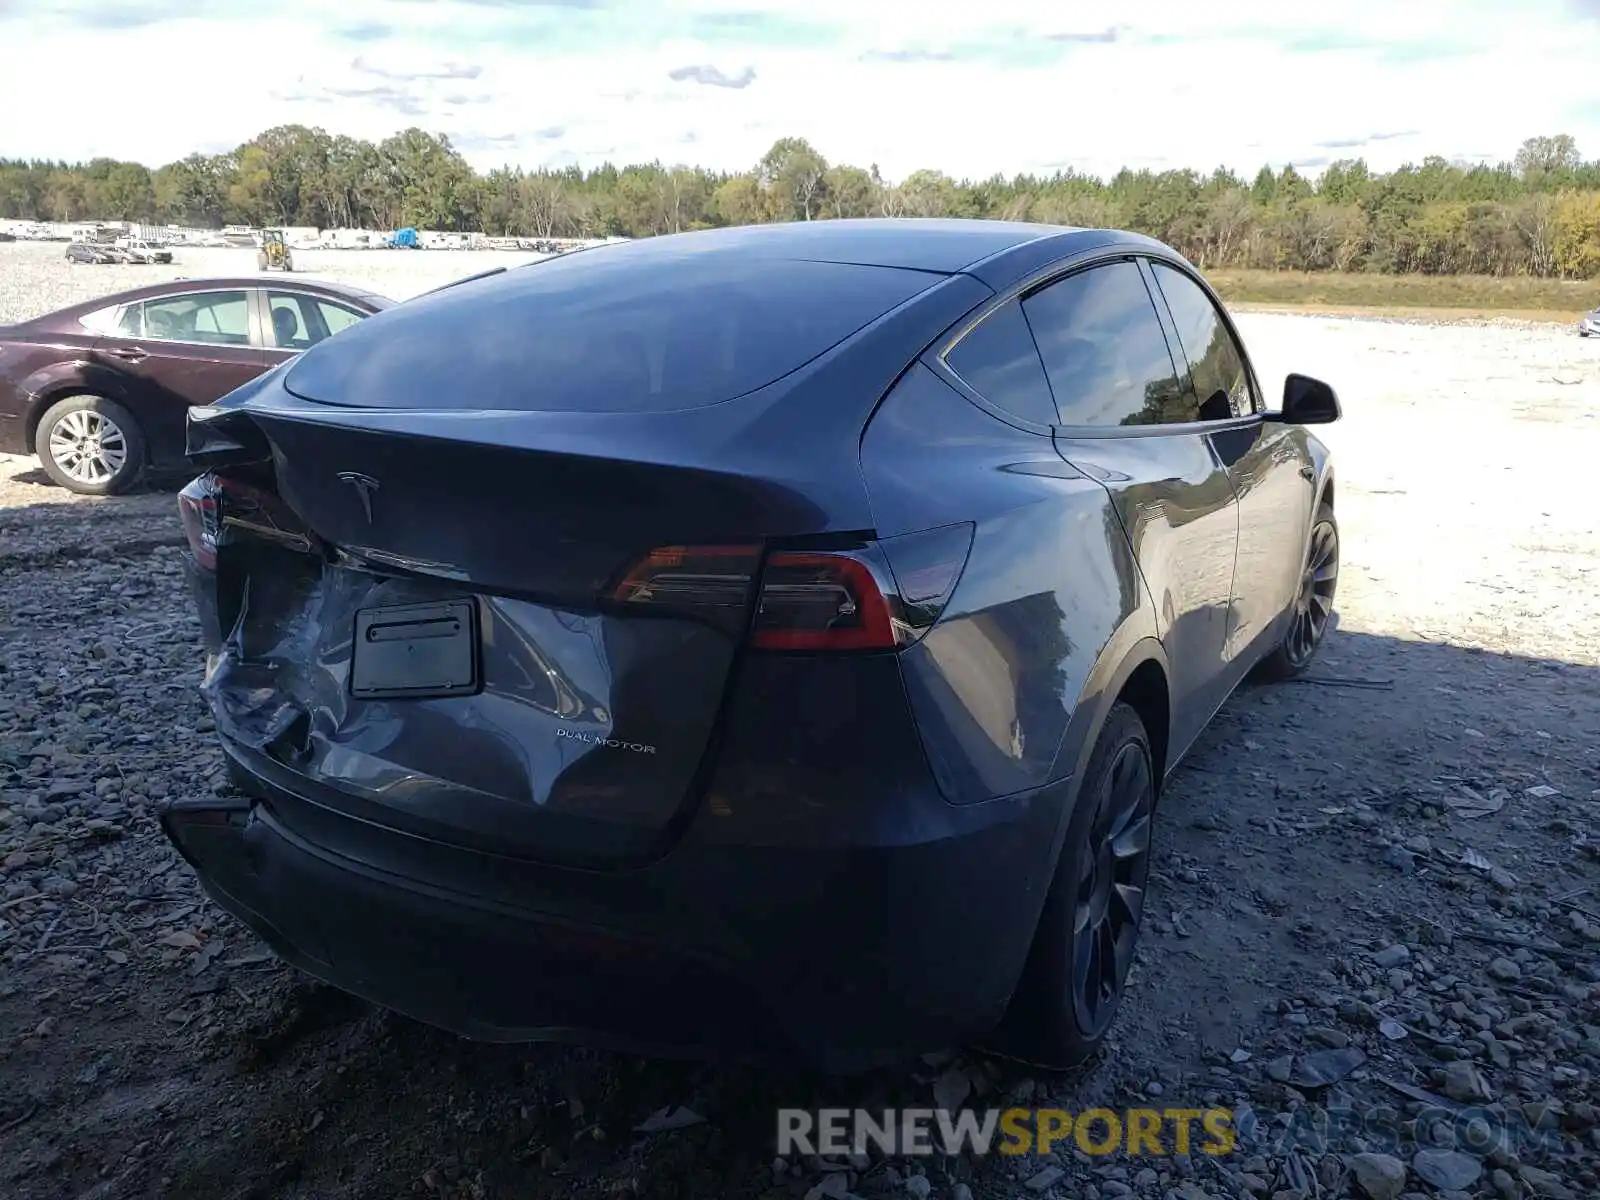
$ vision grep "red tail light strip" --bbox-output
[612,526,974,654]
[610,544,761,607]
[748,551,897,651]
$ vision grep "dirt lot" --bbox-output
[1,247,1599,1200]
[0,240,549,314]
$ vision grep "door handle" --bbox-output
[107,346,147,363]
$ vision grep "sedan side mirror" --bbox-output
[1273,373,1341,425]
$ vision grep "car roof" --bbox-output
[515,220,1172,284]
[543,219,1099,274]
[278,222,1182,421]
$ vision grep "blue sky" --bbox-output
[3,0,1599,181]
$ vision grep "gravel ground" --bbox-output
[2,248,1599,1200]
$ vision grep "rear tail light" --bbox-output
[750,549,898,650]
[611,523,974,653]
[177,475,222,569]
[177,471,320,569]
[610,544,763,609]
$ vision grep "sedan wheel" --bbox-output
[990,701,1156,1068]
[35,395,145,496]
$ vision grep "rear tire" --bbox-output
[1255,502,1339,681]
[34,395,145,496]
[989,702,1156,1069]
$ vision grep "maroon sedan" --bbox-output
[0,277,392,494]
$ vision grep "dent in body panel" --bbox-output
[1054,431,1240,759]
[196,553,737,865]
[859,364,1152,806]
[7,351,125,448]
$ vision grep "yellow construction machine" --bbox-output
[256,229,294,272]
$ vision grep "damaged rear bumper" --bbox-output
[161,726,1069,1072]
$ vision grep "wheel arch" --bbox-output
[23,367,136,451]
[989,637,1171,1056]
[1080,637,1171,788]
[27,384,106,449]
[1117,656,1172,785]
[1045,632,1172,856]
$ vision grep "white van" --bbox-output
[114,237,174,264]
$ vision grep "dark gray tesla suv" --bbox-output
[164,219,1340,1072]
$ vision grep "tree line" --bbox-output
[3,127,1600,278]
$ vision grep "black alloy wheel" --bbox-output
[990,701,1157,1069]
[1284,511,1339,670]
[1070,736,1154,1037]
[1257,502,1339,680]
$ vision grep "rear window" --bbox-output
[282,249,937,413]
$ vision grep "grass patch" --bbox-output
[1208,270,1598,322]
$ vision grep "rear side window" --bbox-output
[1150,263,1255,418]
[1022,261,1193,427]
[78,305,124,334]
[943,299,1057,426]
[136,290,252,347]
[282,250,936,413]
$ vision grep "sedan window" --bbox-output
[318,299,363,336]
[266,291,367,350]
[78,305,124,335]
[1149,263,1256,419]
[136,291,252,347]
[1021,262,1193,428]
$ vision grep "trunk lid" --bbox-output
[191,399,872,869]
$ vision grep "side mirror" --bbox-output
[1274,373,1341,425]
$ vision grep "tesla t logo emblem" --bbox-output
[337,472,381,523]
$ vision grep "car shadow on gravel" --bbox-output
[3,625,1598,1200]
[1,463,184,495]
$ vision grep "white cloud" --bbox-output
[1,0,1596,181]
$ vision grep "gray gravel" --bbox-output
[1,251,1598,1198]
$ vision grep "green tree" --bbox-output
[1515,134,1581,181]
[757,137,828,221]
